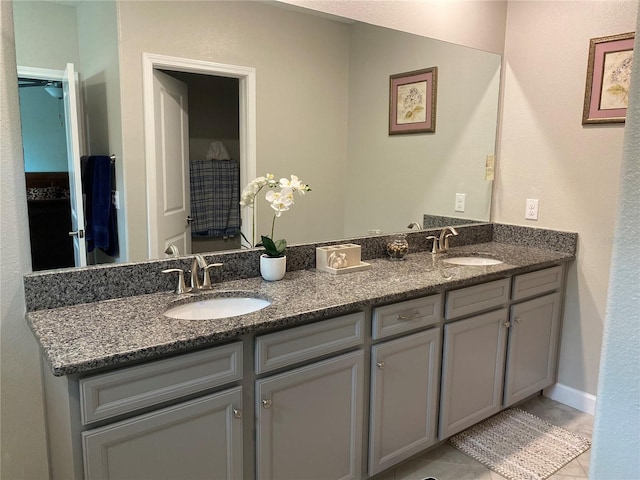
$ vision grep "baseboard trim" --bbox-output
[543,383,596,415]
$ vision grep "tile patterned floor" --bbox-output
[376,395,593,480]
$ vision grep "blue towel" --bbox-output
[189,159,240,237]
[82,156,119,256]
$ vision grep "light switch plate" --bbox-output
[455,193,466,212]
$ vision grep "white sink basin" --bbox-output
[165,296,271,320]
[442,256,503,266]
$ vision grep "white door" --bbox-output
[63,63,87,267]
[152,69,191,257]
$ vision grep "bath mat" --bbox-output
[448,408,590,480]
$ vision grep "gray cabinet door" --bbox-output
[504,293,562,407]
[439,309,508,439]
[82,386,243,480]
[256,350,364,480]
[368,329,441,476]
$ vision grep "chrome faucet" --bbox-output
[438,226,459,253]
[190,255,207,290]
[190,254,223,291]
[407,222,422,230]
[164,244,180,257]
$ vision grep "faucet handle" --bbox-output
[443,233,455,251]
[202,263,223,290]
[162,268,190,294]
[425,236,438,254]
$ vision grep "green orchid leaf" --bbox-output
[259,236,287,257]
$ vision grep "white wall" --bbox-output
[279,0,508,54]
[590,13,640,477]
[345,22,500,235]
[495,0,637,401]
[0,2,50,478]
[117,0,350,259]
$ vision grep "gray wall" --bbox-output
[12,0,80,69]
[0,2,50,478]
[494,0,637,402]
[590,11,640,478]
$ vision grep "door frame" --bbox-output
[142,53,257,258]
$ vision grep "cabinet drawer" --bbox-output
[512,266,563,301]
[445,278,510,319]
[255,312,365,374]
[372,294,441,339]
[80,342,242,425]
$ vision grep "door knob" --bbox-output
[68,229,85,238]
[186,215,194,224]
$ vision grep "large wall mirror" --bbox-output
[13,0,501,271]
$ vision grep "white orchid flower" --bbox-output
[240,173,311,253]
[280,175,311,195]
[266,187,294,217]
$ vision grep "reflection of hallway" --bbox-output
[162,70,242,254]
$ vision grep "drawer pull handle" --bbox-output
[376,361,385,370]
[397,311,420,321]
[503,321,511,328]
[233,408,242,419]
[262,399,272,409]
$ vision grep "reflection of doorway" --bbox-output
[162,70,242,255]
[18,70,74,270]
[18,64,87,270]
[142,53,256,259]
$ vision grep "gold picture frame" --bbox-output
[389,67,438,134]
[582,32,635,125]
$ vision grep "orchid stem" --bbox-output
[271,214,276,240]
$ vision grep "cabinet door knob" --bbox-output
[261,399,272,409]
[376,361,385,370]
[503,321,511,328]
[233,408,242,419]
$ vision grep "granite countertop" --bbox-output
[27,242,573,377]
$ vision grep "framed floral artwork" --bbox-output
[389,67,437,134]
[582,32,635,125]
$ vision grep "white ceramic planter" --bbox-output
[260,254,286,281]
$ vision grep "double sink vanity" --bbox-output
[25,223,577,480]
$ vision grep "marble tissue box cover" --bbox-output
[316,244,372,275]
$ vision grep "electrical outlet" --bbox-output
[525,198,539,220]
[455,193,466,212]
